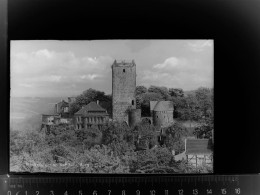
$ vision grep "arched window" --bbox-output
[132,100,134,105]
[123,69,125,73]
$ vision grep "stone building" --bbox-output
[42,99,71,125]
[55,99,69,118]
[68,97,76,104]
[41,105,61,126]
[74,101,109,130]
[112,60,136,124]
[150,101,174,128]
[41,104,61,134]
[41,98,74,133]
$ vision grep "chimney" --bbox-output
[97,100,99,105]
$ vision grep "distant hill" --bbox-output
[10,97,66,131]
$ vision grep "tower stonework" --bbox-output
[112,60,136,123]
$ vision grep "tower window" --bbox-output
[123,69,125,73]
[132,100,134,105]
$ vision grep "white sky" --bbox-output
[10,40,213,97]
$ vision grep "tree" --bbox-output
[191,87,213,138]
[136,86,148,96]
[193,116,214,139]
[69,88,112,115]
[133,122,158,150]
[179,94,200,121]
[164,122,188,154]
[76,125,103,148]
[136,86,148,109]
[139,92,163,116]
[195,87,213,118]
[148,86,171,100]
[131,146,181,173]
[169,88,184,98]
[102,122,131,145]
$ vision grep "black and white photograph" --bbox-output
[10,40,214,174]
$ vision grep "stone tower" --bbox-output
[112,59,136,123]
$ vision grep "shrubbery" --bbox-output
[10,120,195,173]
[10,86,213,173]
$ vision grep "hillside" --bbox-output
[10,97,65,131]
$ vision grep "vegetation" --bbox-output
[10,86,213,173]
[69,88,112,116]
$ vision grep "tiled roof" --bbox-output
[75,102,107,115]
[42,104,59,115]
[185,139,213,155]
[153,101,174,112]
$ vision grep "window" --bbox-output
[123,69,125,73]
[132,100,134,105]
[64,107,68,113]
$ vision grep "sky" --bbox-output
[10,40,213,97]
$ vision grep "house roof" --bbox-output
[150,101,158,111]
[153,101,174,112]
[74,101,107,115]
[42,104,59,116]
[185,139,213,155]
[57,100,69,107]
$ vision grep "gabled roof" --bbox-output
[153,101,174,112]
[185,139,213,155]
[75,101,107,115]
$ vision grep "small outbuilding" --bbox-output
[185,138,213,168]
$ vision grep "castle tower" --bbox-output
[112,59,136,123]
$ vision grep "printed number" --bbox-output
[7,191,11,195]
[165,190,168,195]
[93,190,97,195]
[193,189,198,195]
[206,189,212,194]
[150,190,156,195]
[50,191,55,195]
[122,190,126,195]
[136,190,140,195]
[36,191,40,195]
[64,191,68,195]
[79,190,83,195]
[108,190,111,195]
[25,191,28,195]
[221,188,227,194]
[178,189,184,195]
[235,188,241,194]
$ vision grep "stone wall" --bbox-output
[153,110,174,127]
[112,61,136,123]
[129,109,141,127]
